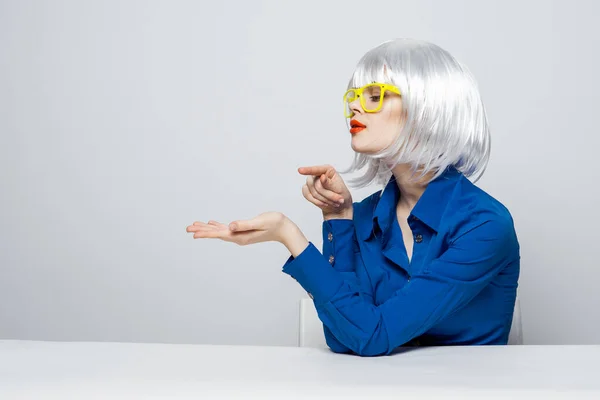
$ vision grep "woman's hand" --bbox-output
[298,165,353,219]
[187,212,310,256]
[186,212,289,246]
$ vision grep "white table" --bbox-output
[1,340,599,399]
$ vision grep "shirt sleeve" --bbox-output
[320,219,371,353]
[282,218,518,356]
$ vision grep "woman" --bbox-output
[186,38,520,356]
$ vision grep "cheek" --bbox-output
[379,116,402,139]
[379,103,404,133]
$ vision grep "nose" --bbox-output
[349,96,363,115]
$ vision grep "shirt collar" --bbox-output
[359,166,462,240]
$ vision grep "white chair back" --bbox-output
[298,298,327,348]
[299,296,523,348]
[508,297,523,345]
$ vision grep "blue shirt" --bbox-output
[282,166,520,356]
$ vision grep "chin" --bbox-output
[351,137,378,155]
[350,141,365,153]
[351,146,377,155]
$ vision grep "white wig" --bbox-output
[339,38,491,188]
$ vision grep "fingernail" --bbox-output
[230,223,237,231]
[338,199,345,204]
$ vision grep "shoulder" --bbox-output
[444,176,518,249]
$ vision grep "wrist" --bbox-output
[280,218,310,258]
[323,207,353,221]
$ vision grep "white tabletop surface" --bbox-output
[1,340,599,399]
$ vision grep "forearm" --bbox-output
[279,215,373,355]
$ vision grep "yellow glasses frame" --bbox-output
[343,83,402,118]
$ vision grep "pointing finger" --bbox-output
[298,165,331,176]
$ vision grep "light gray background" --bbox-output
[1,0,599,346]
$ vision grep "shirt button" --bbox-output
[327,232,333,242]
[415,234,423,243]
[329,255,335,264]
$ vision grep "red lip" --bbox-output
[350,119,366,128]
[350,119,366,134]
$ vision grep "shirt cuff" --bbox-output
[282,242,345,305]
[322,219,357,272]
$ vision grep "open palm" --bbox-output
[186,211,287,246]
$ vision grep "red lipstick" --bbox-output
[350,119,366,134]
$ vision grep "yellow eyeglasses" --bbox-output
[343,83,401,118]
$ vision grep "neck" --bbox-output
[391,164,433,213]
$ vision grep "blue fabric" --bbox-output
[282,167,520,356]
